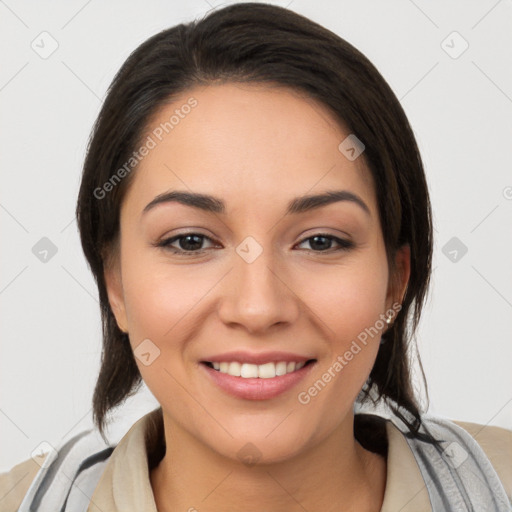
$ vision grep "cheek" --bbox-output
[297,257,389,339]
[122,269,208,345]
[118,230,212,340]
[295,273,387,426]
[119,263,206,411]
[293,257,388,406]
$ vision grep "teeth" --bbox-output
[276,361,288,375]
[210,361,308,378]
[228,361,241,377]
[258,362,276,379]
[241,363,259,378]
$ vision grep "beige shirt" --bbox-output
[1,409,511,511]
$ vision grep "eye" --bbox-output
[295,233,354,252]
[155,232,354,256]
[156,233,216,255]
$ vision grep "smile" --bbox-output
[200,359,317,400]
[203,360,314,378]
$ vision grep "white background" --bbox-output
[1,0,511,471]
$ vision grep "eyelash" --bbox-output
[155,232,354,256]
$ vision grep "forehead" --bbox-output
[123,82,377,218]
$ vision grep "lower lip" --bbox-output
[200,362,316,400]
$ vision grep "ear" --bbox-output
[104,262,129,334]
[386,244,411,308]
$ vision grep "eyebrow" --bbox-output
[142,189,371,217]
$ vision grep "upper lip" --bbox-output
[202,351,315,365]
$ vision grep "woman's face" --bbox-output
[105,83,409,463]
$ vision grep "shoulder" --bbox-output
[381,412,512,509]
[1,429,116,512]
[452,419,512,500]
[0,453,49,512]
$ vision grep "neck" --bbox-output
[150,410,387,512]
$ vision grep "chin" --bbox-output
[220,435,311,467]
[196,418,316,466]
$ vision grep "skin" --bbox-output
[105,82,410,512]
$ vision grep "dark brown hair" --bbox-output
[76,2,436,447]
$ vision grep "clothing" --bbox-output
[1,406,511,511]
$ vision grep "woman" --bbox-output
[2,3,511,511]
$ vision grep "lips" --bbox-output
[200,351,317,400]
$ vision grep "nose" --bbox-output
[217,243,300,335]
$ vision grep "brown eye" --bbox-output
[296,234,354,252]
[157,233,217,255]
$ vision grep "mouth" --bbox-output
[200,358,317,400]
[201,359,316,378]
